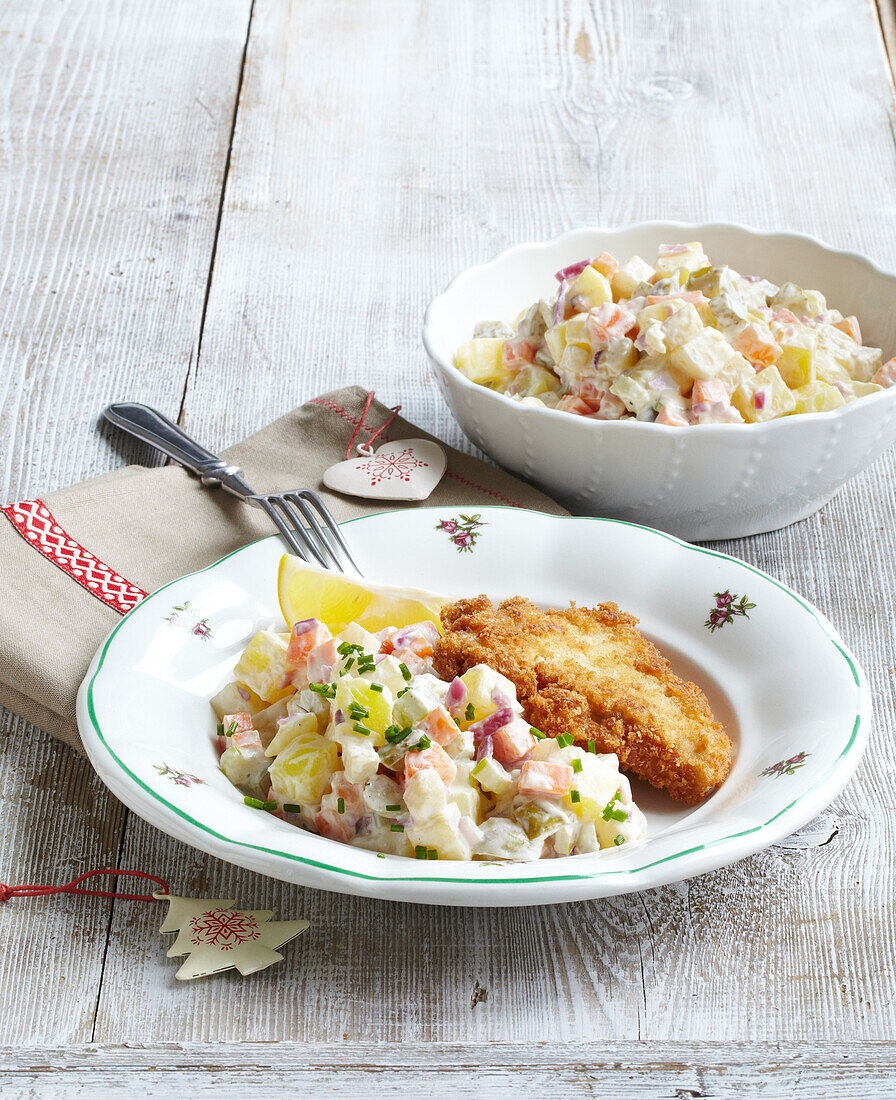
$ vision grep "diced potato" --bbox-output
[563,755,622,822]
[339,733,381,785]
[252,697,291,737]
[567,265,613,310]
[814,352,853,387]
[407,804,470,860]
[847,345,883,383]
[459,665,519,725]
[265,710,319,758]
[447,760,482,820]
[837,380,884,401]
[716,352,755,395]
[774,344,814,388]
[268,732,338,805]
[612,255,655,298]
[233,631,292,702]
[654,241,710,281]
[732,365,797,422]
[211,682,264,721]
[339,621,381,654]
[404,768,448,819]
[335,676,393,742]
[558,344,594,379]
[671,328,736,380]
[473,817,543,861]
[601,336,639,375]
[471,756,515,796]
[660,302,703,350]
[791,382,846,414]
[507,364,560,397]
[454,338,513,387]
[220,742,270,799]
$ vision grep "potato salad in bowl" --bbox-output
[456,241,895,425]
[211,615,645,862]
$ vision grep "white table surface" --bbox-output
[2,0,896,1093]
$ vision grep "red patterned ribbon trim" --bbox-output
[1,499,147,614]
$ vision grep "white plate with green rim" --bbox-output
[77,506,869,906]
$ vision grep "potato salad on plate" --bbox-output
[211,613,646,862]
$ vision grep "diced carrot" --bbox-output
[591,252,619,279]
[587,302,635,343]
[286,619,332,666]
[404,743,457,786]
[557,395,594,416]
[306,637,339,683]
[872,358,896,388]
[656,404,690,426]
[732,323,782,366]
[518,760,574,797]
[314,808,356,844]
[222,712,255,735]
[329,772,366,818]
[492,719,537,766]
[232,727,264,754]
[502,336,537,368]
[591,392,628,420]
[419,705,461,747]
[833,316,861,343]
[772,308,800,325]
[691,379,729,405]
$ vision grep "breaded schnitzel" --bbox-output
[433,595,732,804]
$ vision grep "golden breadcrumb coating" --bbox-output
[433,595,732,804]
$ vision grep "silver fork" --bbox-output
[103,402,362,575]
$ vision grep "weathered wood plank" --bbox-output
[0,0,252,1044]
[3,1041,896,1096]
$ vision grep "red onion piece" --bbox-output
[555,259,592,282]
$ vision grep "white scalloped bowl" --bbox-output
[423,223,896,541]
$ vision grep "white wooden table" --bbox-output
[2,1,896,1093]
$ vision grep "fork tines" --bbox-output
[251,490,362,576]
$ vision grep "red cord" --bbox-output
[344,391,401,459]
[0,868,170,903]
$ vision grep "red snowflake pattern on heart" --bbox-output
[356,447,428,486]
[188,908,261,950]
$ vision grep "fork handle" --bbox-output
[103,402,254,497]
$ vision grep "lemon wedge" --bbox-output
[277,555,448,635]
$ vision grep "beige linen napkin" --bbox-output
[0,386,565,752]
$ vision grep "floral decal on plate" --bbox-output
[705,590,756,632]
[436,514,487,553]
[165,600,213,641]
[189,908,261,950]
[154,763,204,787]
[760,752,810,778]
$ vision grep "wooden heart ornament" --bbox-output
[322,438,447,501]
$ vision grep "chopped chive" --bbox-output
[398,686,411,697]
[370,683,384,692]
[376,852,386,859]
[399,662,412,682]
[572,758,583,773]
[615,788,622,800]
[385,724,411,744]
[244,796,276,811]
[415,845,427,859]
[337,641,363,656]
[283,803,302,813]
[587,739,596,754]
[337,797,345,814]
[348,702,369,718]
[465,702,476,721]
[529,726,545,740]
[385,804,401,812]
[601,800,628,823]
[410,734,431,752]
[225,720,239,737]
[427,849,438,860]
[570,789,581,804]
[471,759,487,777]
[353,723,371,736]
[309,681,337,698]
[216,722,224,737]
[613,834,626,846]
[344,657,355,670]
[390,823,404,832]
